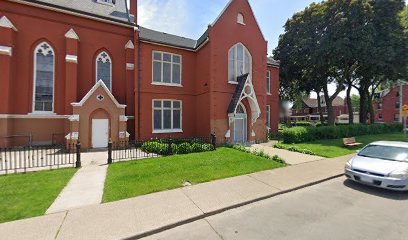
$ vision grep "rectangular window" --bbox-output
[396,102,400,109]
[153,100,182,133]
[266,105,271,127]
[266,71,271,95]
[394,114,400,122]
[378,113,383,120]
[152,51,182,86]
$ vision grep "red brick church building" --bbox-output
[0,0,279,148]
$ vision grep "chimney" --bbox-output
[129,0,137,24]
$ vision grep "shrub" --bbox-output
[274,143,317,155]
[224,144,287,165]
[141,141,169,155]
[173,143,193,154]
[292,121,313,127]
[281,122,403,144]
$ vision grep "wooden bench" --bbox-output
[343,137,362,147]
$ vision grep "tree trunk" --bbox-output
[316,91,324,124]
[346,83,354,125]
[359,86,369,124]
[368,89,375,124]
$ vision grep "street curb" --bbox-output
[125,173,344,240]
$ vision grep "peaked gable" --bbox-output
[210,0,265,41]
[71,80,126,109]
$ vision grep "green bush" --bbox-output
[291,121,313,127]
[141,141,169,155]
[282,123,403,144]
[274,143,317,155]
[173,143,193,154]
[225,144,287,165]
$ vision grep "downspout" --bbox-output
[137,34,141,140]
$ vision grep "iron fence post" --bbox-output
[211,133,217,149]
[108,140,113,164]
[75,141,81,168]
[167,137,173,155]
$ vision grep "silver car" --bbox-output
[345,141,408,191]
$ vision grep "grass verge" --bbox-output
[276,132,406,158]
[103,147,285,202]
[0,168,77,223]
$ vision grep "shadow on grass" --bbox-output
[343,179,408,200]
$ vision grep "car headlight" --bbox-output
[389,170,408,179]
[345,161,352,170]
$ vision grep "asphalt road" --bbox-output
[142,177,408,240]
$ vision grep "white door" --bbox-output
[234,117,247,144]
[92,119,109,148]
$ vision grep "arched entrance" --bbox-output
[233,103,247,143]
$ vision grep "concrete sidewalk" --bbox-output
[0,154,354,240]
[251,142,324,165]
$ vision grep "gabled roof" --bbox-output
[19,0,132,25]
[267,57,280,67]
[71,80,126,109]
[303,96,345,108]
[227,74,249,114]
[138,27,208,50]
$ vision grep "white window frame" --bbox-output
[237,13,245,25]
[266,105,271,127]
[32,42,55,114]
[152,99,183,134]
[228,43,252,84]
[96,0,114,6]
[266,70,271,95]
[152,51,182,87]
[96,51,112,91]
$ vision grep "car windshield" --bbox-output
[358,145,408,162]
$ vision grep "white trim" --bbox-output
[266,105,271,127]
[11,0,134,29]
[69,114,80,122]
[152,99,183,133]
[151,82,183,88]
[235,74,261,124]
[266,70,271,94]
[0,114,69,119]
[211,0,233,27]
[71,80,126,109]
[119,115,128,122]
[153,129,183,134]
[126,63,135,70]
[152,51,182,86]
[237,13,245,25]
[125,40,135,49]
[0,46,12,56]
[32,42,55,114]
[64,28,80,41]
[140,40,207,52]
[0,16,18,31]
[95,51,112,91]
[65,54,78,63]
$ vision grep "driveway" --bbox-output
[143,177,408,240]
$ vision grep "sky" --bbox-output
[136,0,359,98]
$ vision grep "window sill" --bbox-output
[152,82,183,87]
[267,93,272,96]
[228,81,238,85]
[29,112,56,116]
[153,129,183,134]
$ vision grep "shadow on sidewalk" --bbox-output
[343,179,408,200]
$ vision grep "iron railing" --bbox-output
[0,143,80,175]
[109,135,216,163]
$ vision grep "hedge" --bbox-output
[274,143,317,155]
[141,140,215,155]
[281,122,403,144]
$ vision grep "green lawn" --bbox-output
[103,147,285,202]
[0,168,77,223]
[278,132,406,158]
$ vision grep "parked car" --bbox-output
[345,141,408,191]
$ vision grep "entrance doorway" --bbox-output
[233,103,247,144]
[92,119,109,148]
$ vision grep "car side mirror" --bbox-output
[356,150,360,153]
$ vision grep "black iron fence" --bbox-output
[108,135,217,163]
[0,143,81,175]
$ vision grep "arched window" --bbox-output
[237,13,245,25]
[228,43,252,83]
[96,51,112,91]
[33,42,55,113]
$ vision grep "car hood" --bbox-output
[351,155,408,176]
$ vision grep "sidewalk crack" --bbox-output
[204,218,225,240]
[54,211,69,240]
[180,188,205,214]
[246,174,282,191]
